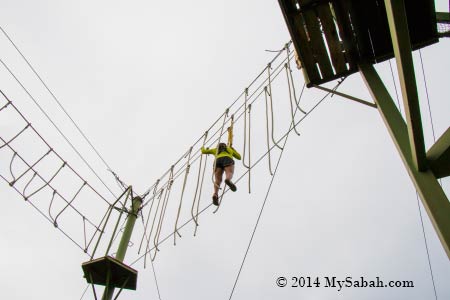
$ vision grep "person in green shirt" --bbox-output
[201,142,241,205]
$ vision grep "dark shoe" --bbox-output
[225,179,237,192]
[212,194,219,206]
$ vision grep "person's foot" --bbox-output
[225,179,237,192]
[212,194,219,206]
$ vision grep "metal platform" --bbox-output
[278,0,439,86]
[82,256,138,290]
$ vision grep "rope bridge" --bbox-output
[0,90,123,257]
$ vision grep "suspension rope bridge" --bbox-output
[1,36,346,299]
[1,1,449,299]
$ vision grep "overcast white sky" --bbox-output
[0,1,449,300]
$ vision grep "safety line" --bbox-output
[0,60,117,199]
[228,104,291,300]
[0,25,116,176]
[415,192,438,300]
[139,216,163,300]
[388,59,402,112]
[418,50,436,141]
[418,49,439,300]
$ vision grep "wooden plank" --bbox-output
[330,0,358,71]
[291,13,322,84]
[298,2,334,79]
[316,3,347,74]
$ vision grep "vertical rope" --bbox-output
[191,132,208,230]
[48,190,58,226]
[152,166,174,260]
[174,147,193,245]
[267,63,284,150]
[242,88,252,193]
[264,87,274,176]
[285,63,301,136]
[247,104,252,194]
[194,154,208,236]
[144,188,164,267]
[138,179,160,256]
[285,43,306,114]
[228,115,234,147]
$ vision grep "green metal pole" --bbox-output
[359,64,450,260]
[102,195,142,300]
[384,0,427,171]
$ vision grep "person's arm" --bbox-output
[201,147,216,155]
[228,146,241,160]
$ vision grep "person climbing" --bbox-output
[201,142,241,206]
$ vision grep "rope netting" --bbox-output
[0,90,124,257]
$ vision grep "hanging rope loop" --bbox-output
[191,131,209,232]
[174,147,193,245]
[264,86,274,176]
[285,63,301,136]
[266,64,284,150]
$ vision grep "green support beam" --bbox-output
[102,196,142,300]
[359,64,450,260]
[436,12,450,22]
[427,127,450,179]
[312,84,377,109]
[384,0,427,171]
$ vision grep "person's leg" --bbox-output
[212,168,223,205]
[224,164,237,192]
[224,165,234,181]
[214,168,223,196]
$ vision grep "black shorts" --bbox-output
[215,156,234,170]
